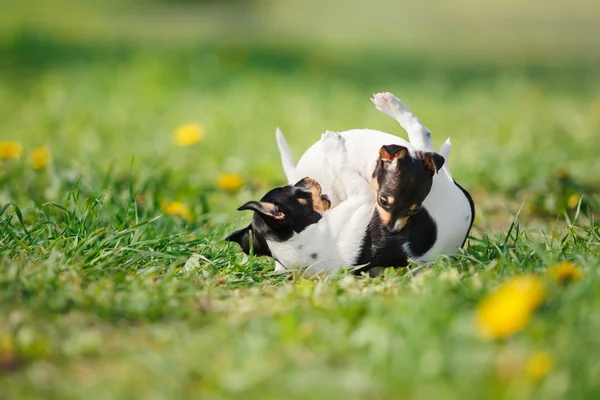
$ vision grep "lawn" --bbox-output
[1,1,600,399]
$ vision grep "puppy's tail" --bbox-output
[276,127,296,183]
[439,138,454,179]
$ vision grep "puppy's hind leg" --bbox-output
[371,92,434,151]
[321,131,373,198]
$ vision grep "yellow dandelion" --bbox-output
[30,146,51,169]
[0,333,15,353]
[162,201,192,221]
[547,261,583,284]
[475,275,545,340]
[173,123,204,146]
[217,173,243,192]
[0,141,23,160]
[524,351,553,381]
[0,332,19,371]
[567,193,582,209]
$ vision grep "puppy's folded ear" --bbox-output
[379,145,408,161]
[238,201,285,221]
[225,224,252,253]
[418,152,445,176]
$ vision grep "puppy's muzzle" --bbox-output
[385,216,409,234]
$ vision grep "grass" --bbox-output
[1,1,600,399]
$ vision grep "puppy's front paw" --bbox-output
[371,92,403,116]
[321,131,347,161]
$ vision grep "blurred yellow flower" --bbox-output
[217,173,243,192]
[567,193,582,209]
[0,332,20,372]
[0,141,23,160]
[162,201,192,221]
[173,123,204,146]
[547,261,583,284]
[0,333,15,353]
[475,275,545,340]
[524,351,553,381]
[30,146,51,169]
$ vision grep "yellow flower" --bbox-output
[0,141,23,160]
[475,276,545,340]
[524,351,553,381]
[173,123,204,146]
[0,333,15,353]
[30,146,51,169]
[547,261,583,284]
[567,193,582,209]
[0,332,19,372]
[217,173,243,192]
[162,201,192,221]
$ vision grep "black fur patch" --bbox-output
[225,224,271,256]
[373,149,442,232]
[353,208,438,274]
[226,178,330,257]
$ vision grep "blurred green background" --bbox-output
[2,0,600,227]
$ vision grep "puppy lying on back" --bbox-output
[276,92,474,264]
[226,132,440,272]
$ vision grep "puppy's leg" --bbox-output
[321,131,373,198]
[371,92,434,151]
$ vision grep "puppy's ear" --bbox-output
[238,201,285,221]
[379,145,408,161]
[225,224,252,253]
[418,152,445,176]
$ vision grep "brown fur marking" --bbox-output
[379,145,408,161]
[422,155,437,175]
[307,181,330,214]
[377,205,392,226]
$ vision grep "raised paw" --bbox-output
[320,131,347,164]
[321,130,345,151]
[371,92,405,117]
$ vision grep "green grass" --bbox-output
[1,1,600,399]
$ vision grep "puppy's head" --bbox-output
[225,177,331,255]
[372,144,444,233]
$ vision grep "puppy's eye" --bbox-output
[378,196,389,207]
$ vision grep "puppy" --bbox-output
[276,92,474,264]
[227,132,438,272]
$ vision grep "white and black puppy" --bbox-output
[227,132,440,273]
[276,92,474,264]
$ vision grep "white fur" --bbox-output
[268,133,375,271]
[279,128,417,207]
[276,92,473,266]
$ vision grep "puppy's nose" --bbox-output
[385,224,402,234]
[386,217,408,234]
